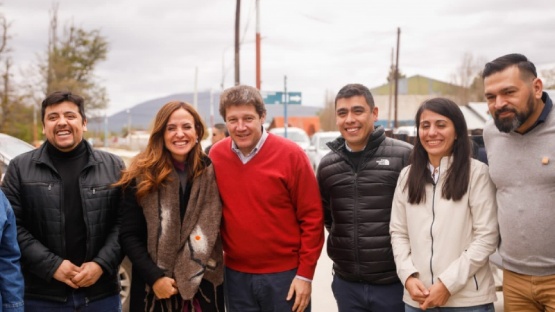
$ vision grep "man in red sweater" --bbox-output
[209,85,324,312]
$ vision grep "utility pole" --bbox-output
[193,66,198,109]
[33,103,38,145]
[104,112,108,147]
[127,109,131,135]
[394,27,401,129]
[234,0,241,86]
[284,75,288,138]
[255,0,261,90]
[388,47,394,129]
[209,88,214,127]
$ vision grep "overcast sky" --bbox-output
[4,0,555,115]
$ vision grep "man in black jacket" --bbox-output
[1,91,124,311]
[317,84,412,312]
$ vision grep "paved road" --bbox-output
[312,237,504,311]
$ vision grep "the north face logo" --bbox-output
[376,159,390,166]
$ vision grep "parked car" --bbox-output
[269,127,311,151]
[307,131,340,170]
[119,257,132,312]
[393,125,417,137]
[0,133,35,182]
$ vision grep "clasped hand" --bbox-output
[405,276,451,310]
[53,260,103,289]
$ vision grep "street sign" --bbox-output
[287,92,302,105]
[262,91,283,104]
[262,91,302,105]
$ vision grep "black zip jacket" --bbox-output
[1,140,124,302]
[317,126,412,284]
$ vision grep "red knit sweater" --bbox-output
[210,134,324,279]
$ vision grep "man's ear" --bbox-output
[533,77,543,100]
[260,113,266,125]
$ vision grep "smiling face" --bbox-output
[335,95,378,152]
[484,65,543,133]
[225,104,265,156]
[418,109,456,167]
[42,101,87,152]
[164,108,198,163]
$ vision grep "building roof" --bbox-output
[370,75,466,96]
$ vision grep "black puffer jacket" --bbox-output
[317,126,412,284]
[1,141,124,302]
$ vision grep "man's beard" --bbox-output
[493,93,534,133]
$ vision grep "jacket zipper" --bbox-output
[430,182,436,285]
[353,171,360,278]
[429,165,440,285]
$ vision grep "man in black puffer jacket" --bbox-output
[317,84,412,312]
[1,91,124,311]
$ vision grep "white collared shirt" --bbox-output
[345,142,366,153]
[231,130,269,164]
[428,162,440,184]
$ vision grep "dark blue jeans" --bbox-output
[224,267,311,312]
[405,303,495,312]
[332,274,404,312]
[25,292,121,312]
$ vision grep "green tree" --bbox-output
[0,12,33,141]
[386,65,406,84]
[0,13,13,133]
[41,4,109,118]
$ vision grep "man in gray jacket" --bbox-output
[483,53,555,311]
[317,84,412,311]
[2,91,124,311]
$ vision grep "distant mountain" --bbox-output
[88,91,322,134]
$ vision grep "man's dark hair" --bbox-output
[41,91,86,125]
[335,84,375,109]
[214,123,229,137]
[482,53,537,80]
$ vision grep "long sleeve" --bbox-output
[389,168,418,286]
[1,159,63,282]
[290,150,325,280]
[0,192,24,312]
[119,183,165,286]
[437,164,498,294]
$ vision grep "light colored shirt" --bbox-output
[428,163,440,184]
[345,142,366,152]
[231,130,268,164]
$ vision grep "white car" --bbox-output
[307,131,341,171]
[269,127,311,151]
[0,133,35,182]
[393,126,417,137]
